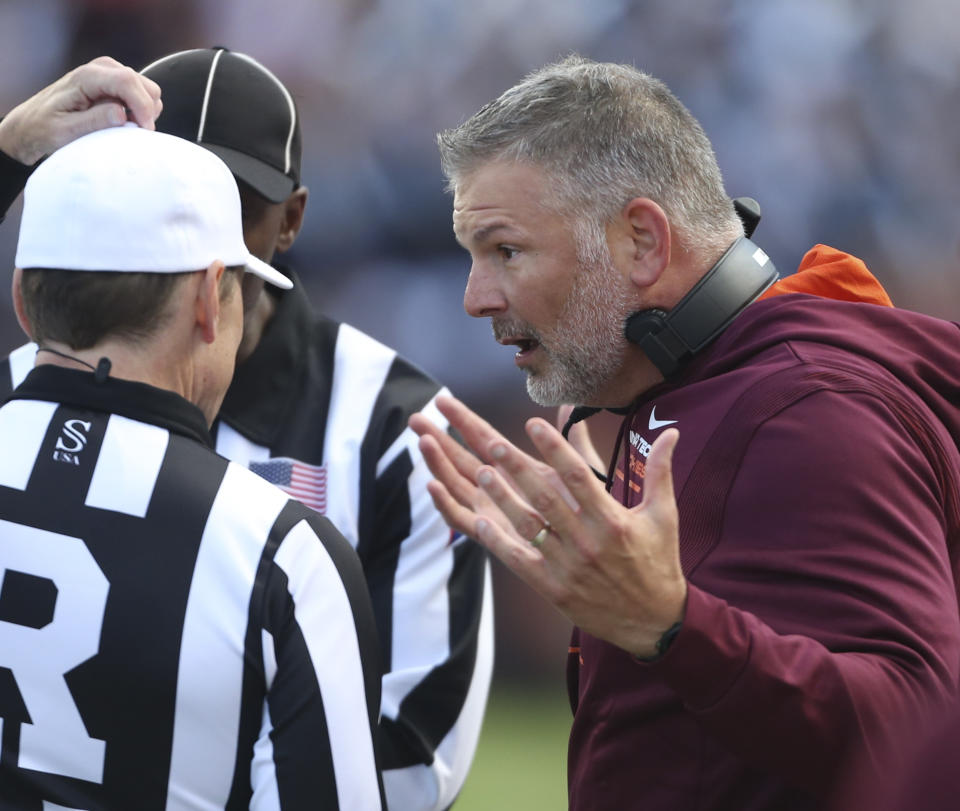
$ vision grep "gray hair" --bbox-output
[438,55,743,256]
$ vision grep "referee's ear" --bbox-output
[11,267,34,341]
[195,261,226,345]
[276,185,308,254]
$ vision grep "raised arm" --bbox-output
[0,56,162,165]
[1,56,162,222]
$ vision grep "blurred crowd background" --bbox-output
[2,0,959,688]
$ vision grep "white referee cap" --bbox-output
[14,123,292,289]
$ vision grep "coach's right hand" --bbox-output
[411,395,687,660]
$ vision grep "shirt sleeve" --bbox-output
[369,389,494,811]
[654,386,960,797]
[0,144,34,224]
[253,511,386,810]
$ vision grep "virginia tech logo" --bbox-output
[629,430,652,459]
[53,419,91,465]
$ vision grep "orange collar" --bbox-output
[759,244,892,307]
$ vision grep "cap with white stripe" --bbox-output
[141,47,302,204]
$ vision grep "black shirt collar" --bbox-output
[6,364,213,447]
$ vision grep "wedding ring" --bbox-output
[530,523,551,549]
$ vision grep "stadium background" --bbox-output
[1,1,958,806]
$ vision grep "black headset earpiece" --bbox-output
[623,308,669,343]
[733,196,761,239]
[623,198,778,378]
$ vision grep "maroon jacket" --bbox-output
[567,278,960,809]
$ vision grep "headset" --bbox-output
[622,197,779,378]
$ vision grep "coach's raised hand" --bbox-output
[0,56,162,165]
[410,395,687,659]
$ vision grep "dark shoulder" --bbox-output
[0,148,34,223]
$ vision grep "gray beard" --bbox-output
[523,257,633,407]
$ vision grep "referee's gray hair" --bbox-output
[438,55,743,258]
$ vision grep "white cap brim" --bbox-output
[245,254,293,289]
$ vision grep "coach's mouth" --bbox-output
[499,335,541,365]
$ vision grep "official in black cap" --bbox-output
[138,47,494,811]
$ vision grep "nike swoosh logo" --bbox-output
[648,406,678,431]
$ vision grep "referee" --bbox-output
[0,124,384,809]
[137,47,495,811]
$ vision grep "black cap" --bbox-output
[141,48,301,203]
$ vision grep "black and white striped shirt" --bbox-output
[2,274,494,811]
[0,365,384,810]
[209,274,494,811]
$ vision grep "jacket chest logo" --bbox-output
[629,430,652,459]
[625,434,648,491]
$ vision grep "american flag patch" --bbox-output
[249,458,327,513]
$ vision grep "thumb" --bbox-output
[637,427,679,515]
